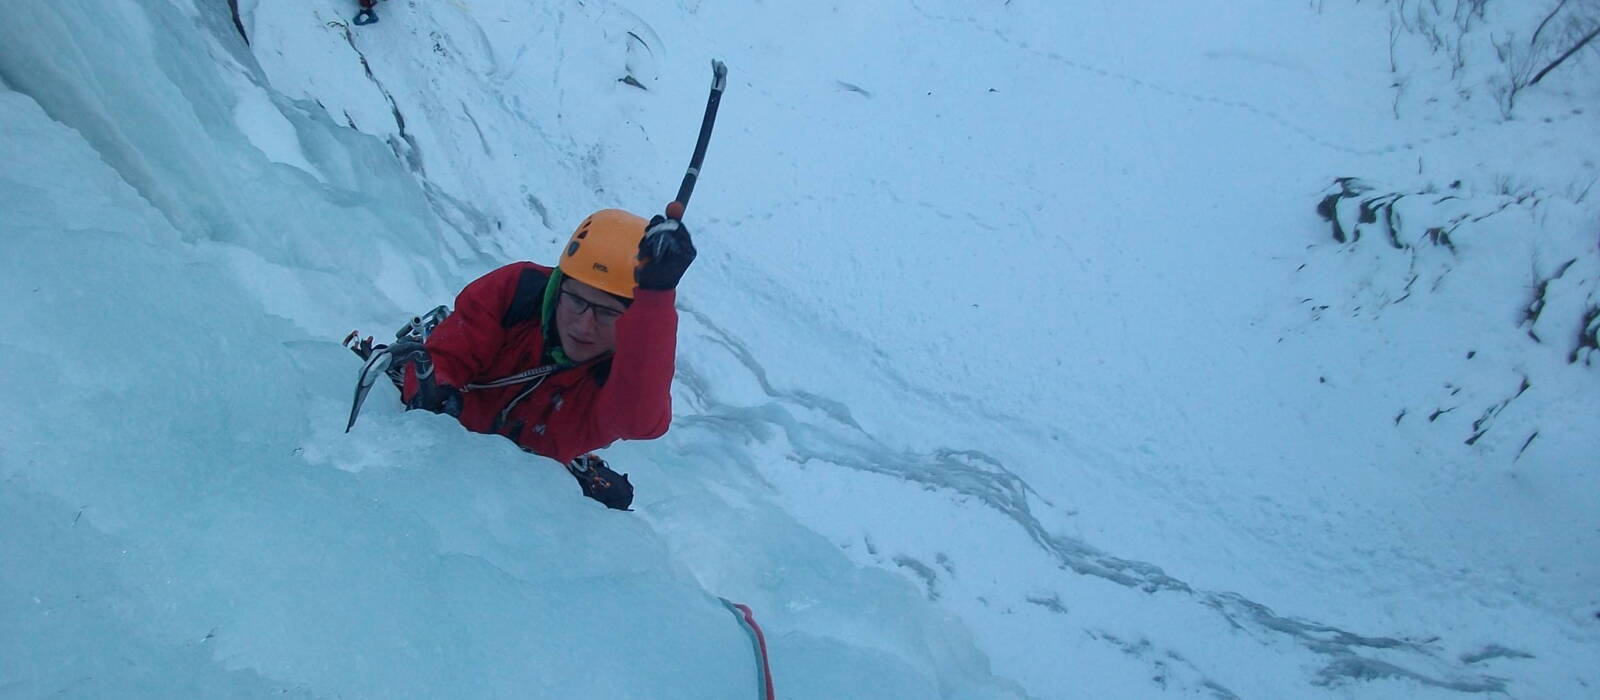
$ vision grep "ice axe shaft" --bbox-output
[667,59,728,219]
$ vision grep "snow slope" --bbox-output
[3,0,1597,697]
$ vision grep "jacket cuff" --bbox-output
[629,287,676,311]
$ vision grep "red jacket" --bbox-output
[410,262,676,463]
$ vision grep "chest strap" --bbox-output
[463,362,566,391]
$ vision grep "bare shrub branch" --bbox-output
[1530,23,1600,84]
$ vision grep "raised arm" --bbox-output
[588,287,678,441]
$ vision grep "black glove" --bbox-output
[387,340,461,417]
[635,215,697,291]
[567,454,634,510]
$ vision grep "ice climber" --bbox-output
[350,210,697,510]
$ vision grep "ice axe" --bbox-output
[663,59,728,221]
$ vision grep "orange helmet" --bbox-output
[559,209,647,298]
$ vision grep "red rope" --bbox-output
[721,599,776,699]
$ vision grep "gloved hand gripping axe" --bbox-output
[342,305,451,432]
[634,60,727,288]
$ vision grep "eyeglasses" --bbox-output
[559,290,625,326]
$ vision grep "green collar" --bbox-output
[540,269,573,366]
